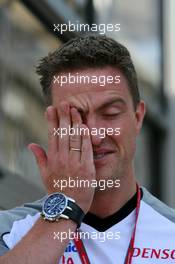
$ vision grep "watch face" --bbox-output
[43,193,67,218]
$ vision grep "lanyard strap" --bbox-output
[74,232,90,264]
[74,183,141,264]
[124,183,141,264]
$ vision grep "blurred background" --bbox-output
[0,0,174,209]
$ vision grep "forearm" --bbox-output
[0,104,95,264]
[0,218,77,264]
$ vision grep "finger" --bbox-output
[46,106,59,156]
[69,107,82,162]
[58,102,70,157]
[80,124,94,165]
[28,143,47,177]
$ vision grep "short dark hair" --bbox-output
[36,35,140,109]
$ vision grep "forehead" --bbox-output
[51,66,132,109]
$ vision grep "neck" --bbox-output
[89,172,137,218]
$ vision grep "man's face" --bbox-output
[51,66,145,187]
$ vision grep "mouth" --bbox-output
[93,151,115,160]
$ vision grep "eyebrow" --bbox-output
[97,97,126,111]
[76,98,126,114]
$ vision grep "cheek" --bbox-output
[107,120,137,153]
[119,115,137,138]
[120,126,137,157]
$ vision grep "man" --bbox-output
[0,35,175,264]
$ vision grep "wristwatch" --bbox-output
[41,192,85,228]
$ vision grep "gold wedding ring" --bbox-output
[70,147,81,152]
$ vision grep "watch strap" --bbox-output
[63,204,85,228]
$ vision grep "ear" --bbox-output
[135,100,146,135]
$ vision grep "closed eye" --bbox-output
[103,113,120,116]
[102,113,121,120]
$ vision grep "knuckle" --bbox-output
[79,164,88,174]
[68,157,81,170]
[58,157,67,169]
[78,166,84,176]
[76,163,81,171]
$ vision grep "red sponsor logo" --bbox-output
[61,255,75,264]
[132,247,175,259]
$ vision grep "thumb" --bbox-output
[28,143,47,175]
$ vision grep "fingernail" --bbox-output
[47,106,53,113]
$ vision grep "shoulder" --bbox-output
[141,186,175,223]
